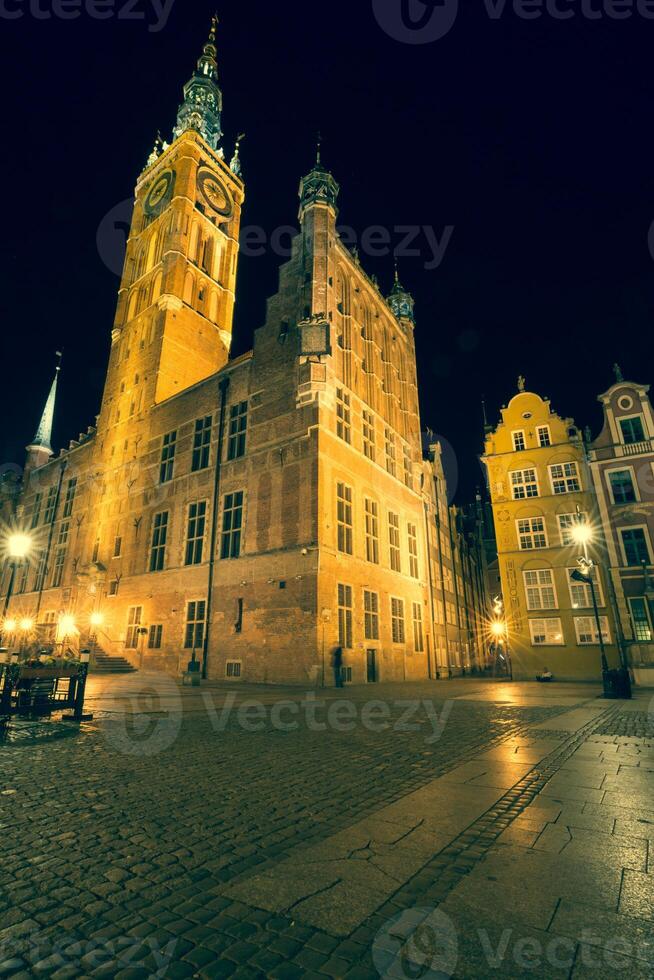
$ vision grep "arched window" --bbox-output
[146,232,158,271]
[151,271,163,304]
[126,290,138,322]
[189,222,200,264]
[183,272,195,305]
[209,291,219,323]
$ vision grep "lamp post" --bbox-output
[1,533,32,644]
[490,597,512,680]
[570,515,631,699]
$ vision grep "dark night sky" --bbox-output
[1,0,653,499]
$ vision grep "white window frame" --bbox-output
[549,462,581,495]
[512,430,526,452]
[536,425,552,448]
[628,598,653,642]
[523,569,558,611]
[618,414,646,445]
[391,597,405,644]
[566,567,604,609]
[516,517,548,551]
[364,589,380,641]
[574,616,611,646]
[510,468,539,500]
[605,466,639,505]
[619,525,653,567]
[529,618,564,647]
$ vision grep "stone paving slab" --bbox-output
[550,900,654,967]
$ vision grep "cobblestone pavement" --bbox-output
[0,678,650,979]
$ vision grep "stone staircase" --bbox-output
[91,653,138,675]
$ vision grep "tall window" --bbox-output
[388,512,401,572]
[63,478,78,518]
[512,430,526,452]
[148,624,163,649]
[192,416,212,471]
[575,616,611,646]
[31,493,42,529]
[150,512,169,572]
[113,536,122,558]
[363,411,376,461]
[221,492,244,559]
[185,601,207,650]
[608,470,636,505]
[364,498,379,564]
[336,389,351,445]
[51,549,66,588]
[629,598,653,642]
[228,402,248,460]
[34,551,47,592]
[337,483,353,555]
[185,501,207,566]
[619,416,645,445]
[391,597,405,644]
[558,512,587,546]
[407,524,419,579]
[517,517,547,551]
[44,486,57,524]
[126,607,143,649]
[523,569,557,611]
[364,590,379,640]
[620,528,650,567]
[338,584,353,649]
[511,469,539,500]
[57,521,70,546]
[412,602,424,653]
[403,447,413,489]
[537,426,551,448]
[160,431,177,484]
[567,567,603,608]
[17,561,30,595]
[549,462,581,495]
[385,429,397,477]
[529,618,564,646]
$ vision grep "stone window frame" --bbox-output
[523,568,558,611]
[338,583,353,650]
[185,499,208,566]
[574,616,611,646]
[516,517,548,551]
[605,466,639,506]
[510,468,539,500]
[336,482,354,556]
[364,589,380,641]
[391,596,406,645]
[528,617,564,647]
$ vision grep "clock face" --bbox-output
[197,169,233,217]
[144,170,174,215]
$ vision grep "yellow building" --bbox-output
[483,381,619,681]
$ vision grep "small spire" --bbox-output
[613,363,624,383]
[230,133,245,177]
[518,375,526,392]
[387,263,415,323]
[174,16,223,151]
[316,132,322,167]
[29,352,62,455]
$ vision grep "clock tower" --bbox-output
[98,17,244,434]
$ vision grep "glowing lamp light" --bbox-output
[90,613,105,628]
[8,533,32,559]
[571,523,593,547]
[59,615,76,635]
[491,621,507,638]
[4,619,17,633]
[19,618,34,633]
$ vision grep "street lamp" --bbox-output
[1,532,33,640]
[489,597,512,680]
[18,618,34,657]
[570,515,631,698]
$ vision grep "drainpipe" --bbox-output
[447,505,464,672]
[422,500,437,681]
[434,476,451,678]
[35,460,68,624]
[202,376,230,680]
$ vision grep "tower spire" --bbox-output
[174,15,224,152]
[27,352,62,462]
[387,263,415,324]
